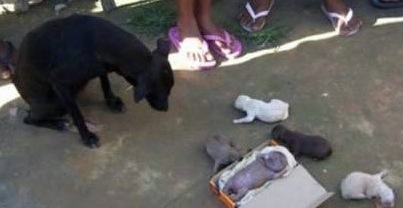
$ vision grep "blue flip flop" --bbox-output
[371,0,403,8]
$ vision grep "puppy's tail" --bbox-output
[374,169,389,179]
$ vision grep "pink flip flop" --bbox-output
[168,27,217,70]
[203,31,243,60]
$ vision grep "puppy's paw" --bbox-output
[233,119,242,124]
[82,132,101,148]
[106,96,126,113]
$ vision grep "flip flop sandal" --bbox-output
[240,0,275,33]
[203,31,243,60]
[321,5,362,36]
[168,27,216,70]
[371,0,403,8]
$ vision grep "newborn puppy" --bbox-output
[340,170,394,208]
[205,135,243,174]
[222,151,288,201]
[271,125,332,160]
[233,95,289,124]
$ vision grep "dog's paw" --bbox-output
[106,96,126,113]
[82,132,101,148]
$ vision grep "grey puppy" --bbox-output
[205,135,243,174]
[271,125,332,160]
[222,151,288,201]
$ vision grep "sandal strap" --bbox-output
[245,2,270,21]
[203,30,232,45]
[326,8,354,25]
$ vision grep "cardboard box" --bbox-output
[209,140,333,208]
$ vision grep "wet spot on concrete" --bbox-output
[172,180,191,195]
[371,77,403,114]
[135,166,162,195]
[353,117,375,137]
[70,136,126,181]
[89,136,126,180]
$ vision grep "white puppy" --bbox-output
[233,95,289,124]
[340,170,395,208]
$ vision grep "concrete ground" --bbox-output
[1,0,403,207]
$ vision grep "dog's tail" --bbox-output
[374,169,389,179]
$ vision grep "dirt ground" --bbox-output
[1,0,403,208]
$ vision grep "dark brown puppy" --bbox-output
[222,151,288,201]
[205,135,243,174]
[271,125,332,160]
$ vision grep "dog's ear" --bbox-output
[155,38,171,57]
[134,75,150,102]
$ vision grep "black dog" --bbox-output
[271,125,332,160]
[12,14,174,148]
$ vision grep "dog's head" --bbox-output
[134,39,174,111]
[234,95,250,109]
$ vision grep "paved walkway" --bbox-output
[1,0,403,207]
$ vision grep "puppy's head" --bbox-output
[271,125,289,143]
[234,95,250,109]
[134,38,174,111]
[377,188,395,208]
[258,151,287,173]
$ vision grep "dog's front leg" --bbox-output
[100,74,126,112]
[53,83,100,148]
[233,112,255,124]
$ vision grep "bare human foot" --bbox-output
[196,9,242,59]
[238,0,274,32]
[323,0,363,36]
[175,18,216,69]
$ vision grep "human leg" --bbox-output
[322,0,363,36]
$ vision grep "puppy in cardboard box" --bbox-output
[218,146,297,202]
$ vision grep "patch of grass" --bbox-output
[127,0,176,35]
[223,21,290,48]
